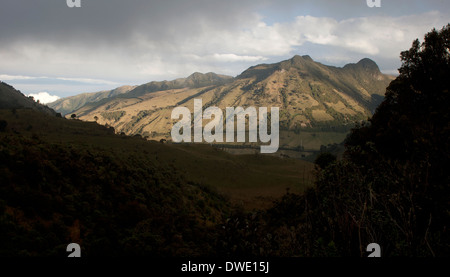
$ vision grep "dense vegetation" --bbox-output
[0,110,231,257]
[0,108,312,257]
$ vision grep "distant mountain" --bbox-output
[54,56,394,149]
[48,85,137,116]
[48,73,234,116]
[237,55,391,112]
[121,72,234,98]
[0,81,57,115]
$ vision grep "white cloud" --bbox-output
[56,77,119,86]
[0,74,37,81]
[211,54,268,62]
[28,92,60,104]
[159,10,448,64]
[219,11,447,58]
[186,53,268,63]
[0,74,119,86]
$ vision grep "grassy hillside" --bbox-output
[0,108,314,256]
[48,85,137,116]
[63,56,393,151]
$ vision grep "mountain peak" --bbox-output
[357,58,379,70]
[278,54,315,71]
[344,58,380,72]
[301,55,313,61]
[290,54,314,64]
[185,72,233,88]
[187,72,208,80]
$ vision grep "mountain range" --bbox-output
[48,55,394,150]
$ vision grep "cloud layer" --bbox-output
[28,92,60,104]
[0,0,449,97]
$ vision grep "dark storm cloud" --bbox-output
[0,0,262,46]
[0,0,449,97]
[2,0,449,49]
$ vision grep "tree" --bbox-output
[94,116,99,122]
[348,24,450,158]
[316,24,450,257]
[314,152,336,170]
[0,120,7,132]
[71,114,77,119]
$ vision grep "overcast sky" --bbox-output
[0,0,449,101]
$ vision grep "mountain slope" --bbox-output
[48,85,137,116]
[60,56,394,149]
[118,72,234,99]
[0,81,57,116]
[0,101,313,256]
